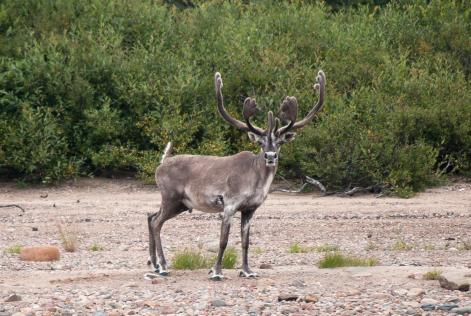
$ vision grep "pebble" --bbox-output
[278,294,298,301]
[303,295,318,303]
[407,288,425,297]
[450,306,471,315]
[5,294,22,302]
[211,299,227,307]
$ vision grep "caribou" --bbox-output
[148,70,326,280]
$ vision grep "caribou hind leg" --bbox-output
[149,199,186,276]
[239,209,258,278]
[147,211,159,271]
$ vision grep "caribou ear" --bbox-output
[278,132,297,144]
[248,132,265,145]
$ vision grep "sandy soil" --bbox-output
[0,178,470,316]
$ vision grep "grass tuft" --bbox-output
[5,245,22,254]
[423,244,436,251]
[89,243,104,251]
[392,239,413,251]
[253,247,264,255]
[365,241,379,251]
[221,247,238,269]
[172,247,239,270]
[288,242,310,253]
[458,240,471,251]
[423,269,442,280]
[56,221,78,252]
[172,249,209,270]
[317,252,379,269]
[314,244,340,252]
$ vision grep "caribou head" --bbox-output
[214,71,325,166]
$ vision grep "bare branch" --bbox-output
[0,204,25,212]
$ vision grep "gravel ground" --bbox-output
[1,178,470,316]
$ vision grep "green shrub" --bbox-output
[89,243,104,251]
[172,249,209,270]
[391,239,413,251]
[317,252,379,268]
[0,0,469,192]
[288,242,311,253]
[5,245,22,254]
[423,269,442,280]
[172,247,238,270]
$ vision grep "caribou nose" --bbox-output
[265,152,277,161]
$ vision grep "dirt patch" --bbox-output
[1,178,471,315]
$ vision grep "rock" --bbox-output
[450,306,471,315]
[421,298,438,305]
[404,301,420,308]
[19,246,60,262]
[421,304,435,311]
[437,303,459,311]
[92,312,106,316]
[303,295,318,303]
[439,272,470,291]
[211,299,226,307]
[278,294,298,301]
[5,294,22,302]
[259,263,273,269]
[393,289,408,296]
[127,311,136,315]
[142,300,158,308]
[32,227,38,231]
[407,288,425,297]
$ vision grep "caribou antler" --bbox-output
[215,72,265,136]
[276,70,326,135]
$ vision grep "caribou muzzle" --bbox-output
[264,151,278,166]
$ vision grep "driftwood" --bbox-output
[0,204,25,212]
[271,176,326,195]
[271,175,384,197]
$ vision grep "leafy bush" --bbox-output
[0,0,469,193]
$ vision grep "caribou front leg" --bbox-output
[209,207,235,281]
[239,209,258,278]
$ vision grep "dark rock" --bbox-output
[5,294,21,302]
[420,304,435,311]
[437,303,459,311]
[32,227,38,231]
[278,294,298,301]
[259,263,273,269]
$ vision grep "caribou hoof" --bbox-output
[208,268,224,281]
[159,270,170,276]
[239,271,258,278]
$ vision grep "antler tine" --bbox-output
[288,70,326,131]
[215,72,259,133]
[274,117,280,135]
[276,96,298,136]
[243,98,265,136]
